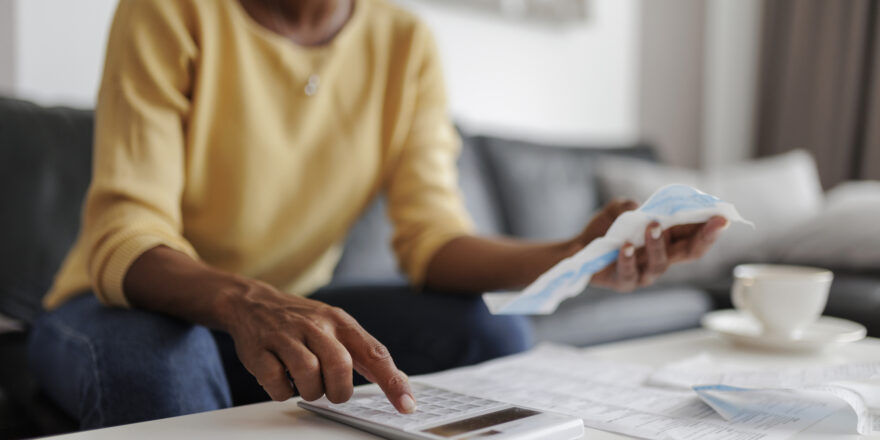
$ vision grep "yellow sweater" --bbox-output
[45,0,473,309]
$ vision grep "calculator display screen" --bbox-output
[421,407,539,437]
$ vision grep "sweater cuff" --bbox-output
[96,234,196,307]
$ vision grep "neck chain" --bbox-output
[267,0,353,97]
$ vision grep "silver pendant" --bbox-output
[304,74,320,96]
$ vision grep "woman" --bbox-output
[29,0,727,430]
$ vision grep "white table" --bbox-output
[46,329,880,439]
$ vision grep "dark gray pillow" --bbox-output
[480,137,655,241]
[456,134,505,236]
[330,195,406,286]
[331,133,504,286]
[0,98,94,323]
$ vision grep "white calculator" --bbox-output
[298,383,584,440]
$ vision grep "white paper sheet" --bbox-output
[810,380,880,435]
[483,184,752,315]
[416,345,828,440]
[650,354,880,435]
[649,354,880,389]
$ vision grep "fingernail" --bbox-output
[721,219,730,230]
[624,246,634,258]
[650,226,662,240]
[399,394,416,413]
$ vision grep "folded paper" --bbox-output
[484,184,753,315]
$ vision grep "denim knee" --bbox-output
[457,297,535,361]
[28,295,232,429]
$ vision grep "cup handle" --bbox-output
[732,278,753,312]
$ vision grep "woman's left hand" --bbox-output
[574,200,728,292]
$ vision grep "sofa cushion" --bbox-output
[595,150,824,283]
[330,196,406,286]
[771,181,880,272]
[456,135,506,236]
[331,134,504,285]
[479,137,655,241]
[532,286,712,346]
[824,275,880,336]
[0,98,93,323]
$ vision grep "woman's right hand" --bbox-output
[216,279,416,413]
[124,245,415,413]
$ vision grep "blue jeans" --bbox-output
[27,285,533,429]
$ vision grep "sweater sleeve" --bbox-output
[385,25,475,287]
[83,0,199,307]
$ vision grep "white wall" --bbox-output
[702,0,762,170]
[637,0,762,169]
[0,1,14,95]
[1,0,641,145]
[11,0,117,107]
[638,0,706,168]
[0,0,761,167]
[398,0,641,144]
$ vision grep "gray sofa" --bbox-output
[2,96,879,438]
[328,136,714,346]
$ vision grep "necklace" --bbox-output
[266,0,353,97]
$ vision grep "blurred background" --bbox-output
[1,1,879,437]
[2,0,879,344]
[1,0,877,183]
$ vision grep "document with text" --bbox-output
[650,354,880,436]
[416,345,846,440]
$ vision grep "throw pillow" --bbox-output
[771,181,880,272]
[480,136,655,241]
[594,150,824,283]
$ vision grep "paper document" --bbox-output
[650,354,880,435]
[810,380,880,435]
[649,354,880,389]
[483,184,752,315]
[692,382,879,436]
[417,345,828,440]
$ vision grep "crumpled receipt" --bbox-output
[483,184,753,315]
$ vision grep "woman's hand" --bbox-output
[125,246,415,414]
[575,200,728,292]
[217,280,415,412]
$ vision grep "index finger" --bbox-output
[667,216,728,241]
[685,216,728,257]
[336,324,416,414]
[668,216,728,262]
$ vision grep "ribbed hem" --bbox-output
[97,235,168,307]
[96,233,198,308]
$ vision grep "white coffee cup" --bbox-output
[731,264,833,337]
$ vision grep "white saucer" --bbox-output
[701,309,867,351]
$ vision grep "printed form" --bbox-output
[651,355,880,436]
[417,345,844,440]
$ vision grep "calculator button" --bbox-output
[322,383,513,430]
